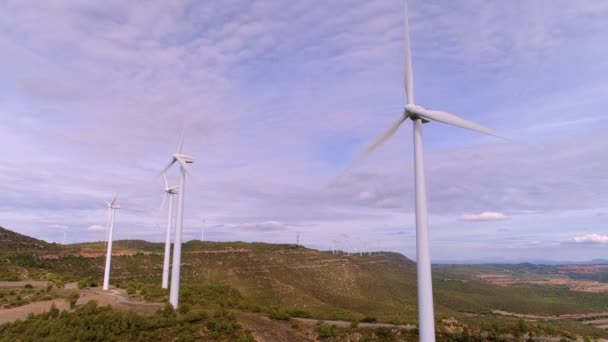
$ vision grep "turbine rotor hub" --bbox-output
[173,153,195,163]
[404,104,430,123]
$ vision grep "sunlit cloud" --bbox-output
[87,225,106,232]
[573,234,608,244]
[461,212,508,222]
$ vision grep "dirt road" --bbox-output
[293,317,416,329]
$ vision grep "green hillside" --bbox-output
[2,227,608,339]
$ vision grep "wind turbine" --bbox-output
[160,173,178,290]
[337,2,506,341]
[160,130,194,308]
[103,194,120,291]
[201,219,205,242]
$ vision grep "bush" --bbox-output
[67,292,79,308]
[0,300,246,340]
[180,284,243,308]
[77,276,98,289]
[24,283,33,289]
[178,303,191,315]
[140,284,167,301]
[237,332,255,342]
[268,308,291,320]
[318,323,337,338]
[360,316,377,323]
[127,283,137,295]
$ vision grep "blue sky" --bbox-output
[1,0,607,262]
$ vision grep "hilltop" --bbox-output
[0,226,60,255]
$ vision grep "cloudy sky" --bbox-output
[1,0,607,262]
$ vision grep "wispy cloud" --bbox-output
[573,234,608,244]
[235,220,287,231]
[87,225,106,232]
[462,212,508,222]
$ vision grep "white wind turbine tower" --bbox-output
[160,173,178,290]
[62,227,67,245]
[337,2,507,340]
[201,219,205,241]
[161,130,194,308]
[103,194,120,291]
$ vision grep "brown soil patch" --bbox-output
[236,311,315,342]
[0,298,70,324]
[188,248,249,254]
[478,274,608,293]
[0,287,164,325]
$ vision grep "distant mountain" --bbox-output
[435,258,608,265]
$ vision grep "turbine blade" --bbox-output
[111,193,119,205]
[417,108,509,140]
[160,192,168,212]
[359,114,408,161]
[160,158,177,175]
[329,115,408,186]
[176,128,185,154]
[162,173,169,190]
[404,0,414,104]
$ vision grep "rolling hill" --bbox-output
[2,226,608,340]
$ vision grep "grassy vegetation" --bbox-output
[0,285,60,309]
[0,300,254,342]
[434,278,608,315]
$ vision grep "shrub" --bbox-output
[158,303,177,319]
[49,303,59,318]
[318,323,337,338]
[78,276,98,289]
[268,308,291,320]
[127,283,137,295]
[360,316,377,323]
[24,283,33,289]
[67,292,79,308]
[178,303,191,315]
[237,332,255,342]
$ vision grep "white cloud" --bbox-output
[236,220,286,231]
[48,224,68,230]
[87,224,106,232]
[573,234,608,244]
[461,211,507,222]
[358,191,376,201]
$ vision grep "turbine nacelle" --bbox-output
[106,202,120,210]
[164,186,179,194]
[404,104,430,123]
[105,194,120,210]
[173,153,194,164]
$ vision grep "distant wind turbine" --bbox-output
[160,173,178,290]
[103,194,120,291]
[201,220,205,241]
[160,130,194,308]
[336,1,507,340]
